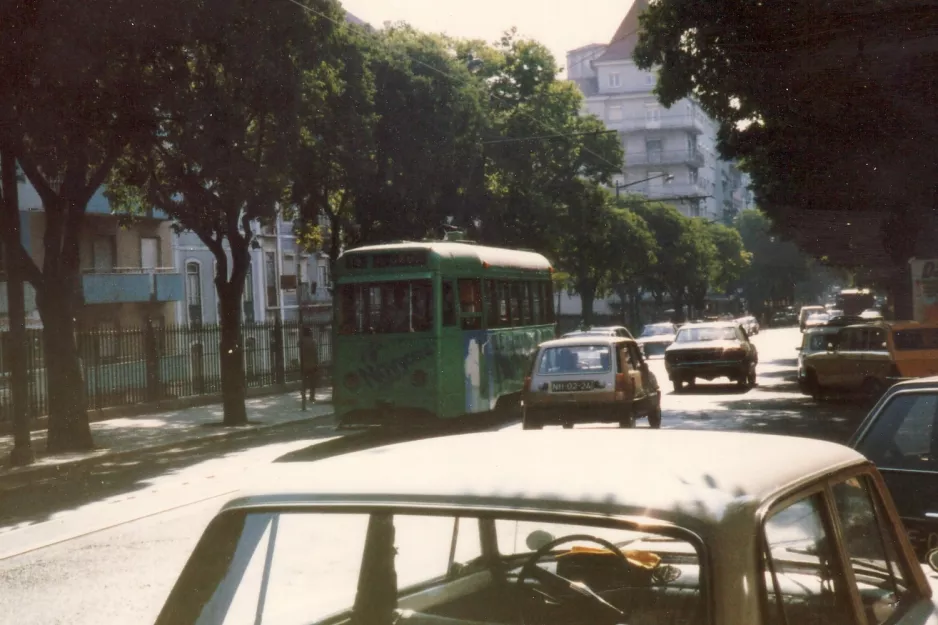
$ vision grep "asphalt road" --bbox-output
[0,326,873,624]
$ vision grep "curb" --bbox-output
[0,410,334,493]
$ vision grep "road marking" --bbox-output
[0,489,237,561]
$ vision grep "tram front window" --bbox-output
[339,280,434,334]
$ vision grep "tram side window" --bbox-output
[442,281,457,327]
[339,285,358,334]
[412,281,434,332]
[531,282,543,324]
[545,282,556,323]
[520,282,532,324]
[485,280,499,328]
[459,279,483,330]
[509,282,522,327]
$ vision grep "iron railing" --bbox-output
[0,320,332,422]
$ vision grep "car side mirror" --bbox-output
[928,548,938,574]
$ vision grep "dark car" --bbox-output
[664,322,758,392]
[849,376,938,561]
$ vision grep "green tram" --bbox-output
[333,239,556,426]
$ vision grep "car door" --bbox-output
[626,341,653,410]
[841,328,871,390]
[859,326,891,383]
[853,390,938,561]
[619,343,644,410]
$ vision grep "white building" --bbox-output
[173,214,333,327]
[567,0,752,223]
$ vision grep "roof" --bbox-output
[594,0,650,64]
[542,335,630,347]
[337,241,552,273]
[229,430,866,531]
[677,321,739,329]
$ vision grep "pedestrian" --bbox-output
[300,326,319,403]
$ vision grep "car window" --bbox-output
[858,392,938,471]
[762,495,854,625]
[868,328,887,352]
[394,515,482,590]
[830,477,909,624]
[194,512,369,625]
[537,345,613,374]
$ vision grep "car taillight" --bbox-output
[523,376,531,392]
[615,373,627,392]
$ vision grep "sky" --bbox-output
[338,0,633,74]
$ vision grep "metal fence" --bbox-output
[0,320,332,423]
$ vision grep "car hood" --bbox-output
[666,340,742,352]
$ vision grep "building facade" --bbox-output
[7,182,184,330]
[567,0,753,223]
[173,214,333,328]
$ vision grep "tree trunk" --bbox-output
[0,146,33,465]
[39,285,93,452]
[580,285,596,328]
[215,240,250,426]
[218,284,248,425]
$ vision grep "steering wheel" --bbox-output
[515,534,632,623]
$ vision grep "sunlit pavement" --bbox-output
[0,326,873,624]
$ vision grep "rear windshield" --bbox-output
[641,324,674,337]
[675,327,737,343]
[538,345,613,375]
[892,329,938,351]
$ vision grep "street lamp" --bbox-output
[615,172,674,198]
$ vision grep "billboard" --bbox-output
[911,259,938,323]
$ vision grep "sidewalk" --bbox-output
[0,390,334,487]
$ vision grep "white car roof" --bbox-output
[229,430,866,533]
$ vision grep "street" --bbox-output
[0,327,872,624]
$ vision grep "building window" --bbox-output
[645,107,661,123]
[608,72,620,88]
[92,235,116,272]
[318,264,331,292]
[608,105,623,121]
[645,139,663,163]
[645,73,654,85]
[141,237,160,270]
[689,167,699,183]
[243,264,255,323]
[186,262,203,326]
[265,252,278,307]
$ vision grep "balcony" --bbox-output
[625,149,705,168]
[608,113,707,135]
[632,181,711,199]
[82,268,184,305]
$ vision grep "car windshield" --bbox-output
[675,327,737,343]
[164,509,707,625]
[538,345,613,374]
[857,392,938,471]
[338,280,434,334]
[641,324,673,337]
[807,313,829,322]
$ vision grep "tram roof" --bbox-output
[337,241,553,273]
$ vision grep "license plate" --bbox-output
[551,380,595,392]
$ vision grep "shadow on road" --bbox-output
[0,418,340,531]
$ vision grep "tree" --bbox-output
[608,203,658,330]
[457,33,622,251]
[734,209,809,317]
[633,0,938,315]
[705,221,751,295]
[111,0,348,425]
[0,0,187,451]
[627,199,715,321]
[553,183,618,327]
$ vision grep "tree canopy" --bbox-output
[633,0,938,284]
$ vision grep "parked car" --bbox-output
[522,336,660,429]
[797,326,842,394]
[799,305,826,330]
[802,322,938,401]
[664,322,758,392]
[771,310,798,327]
[635,322,678,358]
[849,376,938,561]
[155,430,938,625]
[562,325,634,340]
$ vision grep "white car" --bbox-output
[155,430,938,625]
[635,322,678,357]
